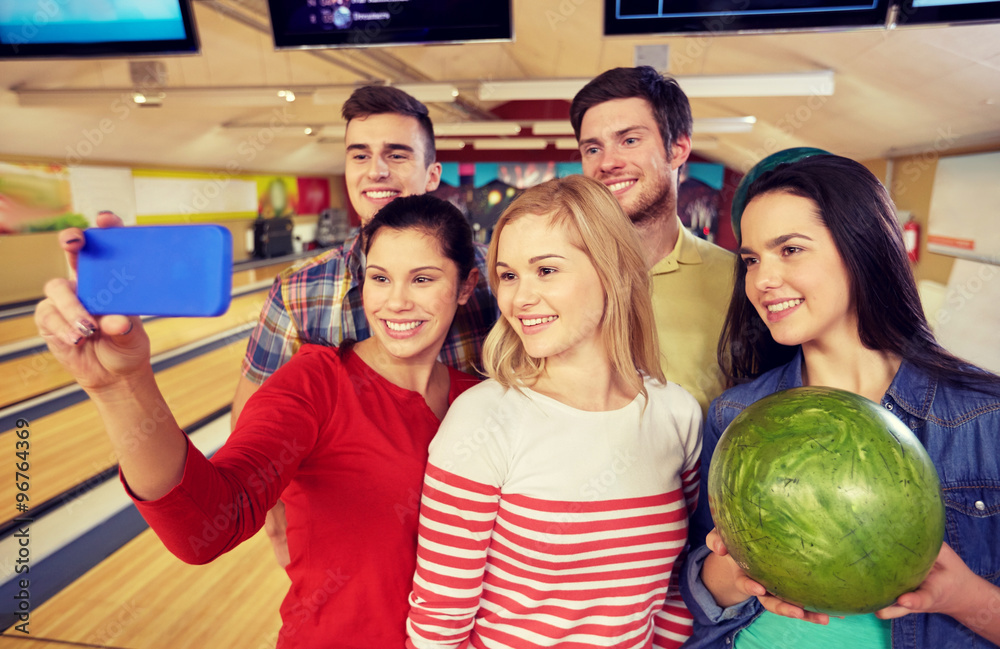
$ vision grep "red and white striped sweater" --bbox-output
[407,379,702,648]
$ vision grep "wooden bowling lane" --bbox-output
[231,261,293,290]
[0,258,293,352]
[0,340,248,526]
[0,290,269,411]
[0,638,75,647]
[2,528,285,648]
[0,315,39,349]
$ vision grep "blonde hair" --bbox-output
[481,175,664,397]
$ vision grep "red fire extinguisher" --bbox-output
[903,217,920,263]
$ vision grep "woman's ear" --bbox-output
[457,267,479,306]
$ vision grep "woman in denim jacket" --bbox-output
[681,150,1000,649]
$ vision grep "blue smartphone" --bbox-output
[77,225,233,317]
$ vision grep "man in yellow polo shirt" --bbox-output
[572,66,734,413]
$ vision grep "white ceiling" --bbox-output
[1,0,999,176]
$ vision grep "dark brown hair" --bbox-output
[342,85,436,167]
[327,194,475,355]
[721,154,1000,394]
[361,194,474,282]
[570,66,693,158]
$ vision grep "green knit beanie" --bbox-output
[731,147,830,242]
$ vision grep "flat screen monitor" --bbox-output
[605,0,894,35]
[0,0,199,59]
[894,0,1000,26]
[267,0,513,49]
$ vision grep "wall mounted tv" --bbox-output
[604,0,894,35]
[0,0,199,59]
[267,0,513,49]
[894,0,1000,26]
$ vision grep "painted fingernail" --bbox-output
[76,320,97,337]
[65,333,83,346]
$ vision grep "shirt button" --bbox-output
[884,402,894,411]
[976,501,987,511]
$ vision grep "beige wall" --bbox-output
[854,152,1000,287]
[797,155,960,287]
[887,154,956,286]
[0,175,346,305]
[860,158,889,185]
[889,143,1000,285]
[0,232,67,305]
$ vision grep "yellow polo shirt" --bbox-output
[650,227,735,414]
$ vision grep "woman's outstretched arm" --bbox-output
[35,277,187,501]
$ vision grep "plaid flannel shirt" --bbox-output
[242,232,497,383]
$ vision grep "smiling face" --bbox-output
[363,227,472,363]
[344,113,442,224]
[739,191,856,352]
[494,213,607,368]
[578,97,690,225]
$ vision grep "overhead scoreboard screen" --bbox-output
[0,0,199,58]
[897,0,1000,25]
[604,0,894,35]
[267,0,513,49]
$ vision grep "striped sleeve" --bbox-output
[652,387,703,648]
[652,547,694,648]
[682,459,701,517]
[407,463,502,648]
[654,432,699,649]
[678,389,703,516]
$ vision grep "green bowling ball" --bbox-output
[708,386,945,615]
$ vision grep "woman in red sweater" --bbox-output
[35,195,482,648]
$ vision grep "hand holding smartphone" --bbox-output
[76,225,233,317]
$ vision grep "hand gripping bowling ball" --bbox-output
[707,386,945,615]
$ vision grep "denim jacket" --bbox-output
[680,351,1000,649]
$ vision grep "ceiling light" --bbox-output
[435,121,521,137]
[472,138,550,151]
[531,116,758,137]
[16,86,303,108]
[678,72,835,98]
[694,116,757,133]
[435,139,467,150]
[478,71,835,102]
[168,88,299,107]
[532,121,575,136]
[554,138,580,150]
[14,83,457,109]
[393,83,460,104]
[311,83,461,105]
[132,91,164,107]
[478,79,587,102]
[220,120,322,137]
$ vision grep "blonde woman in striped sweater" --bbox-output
[406,175,703,649]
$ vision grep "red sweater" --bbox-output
[126,345,479,649]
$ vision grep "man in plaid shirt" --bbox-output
[232,86,498,566]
